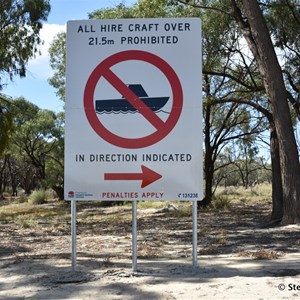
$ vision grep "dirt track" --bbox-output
[1,200,300,299]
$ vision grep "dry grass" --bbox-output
[214,183,272,205]
[137,200,167,209]
[2,183,299,264]
[0,201,69,228]
[139,240,163,258]
[238,249,283,260]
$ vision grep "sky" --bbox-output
[2,0,136,113]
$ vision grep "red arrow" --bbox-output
[104,165,162,188]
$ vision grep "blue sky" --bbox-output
[2,0,136,113]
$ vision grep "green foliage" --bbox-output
[265,1,300,49]
[0,0,50,88]
[48,0,200,101]
[0,97,64,197]
[0,94,14,155]
[28,189,47,205]
[89,2,136,19]
[48,32,66,102]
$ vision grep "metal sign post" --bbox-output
[132,200,137,272]
[71,200,77,272]
[192,200,198,272]
[69,198,197,273]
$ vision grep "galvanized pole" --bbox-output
[192,200,198,271]
[71,200,77,272]
[132,200,137,272]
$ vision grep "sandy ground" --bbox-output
[1,254,300,299]
[1,201,300,299]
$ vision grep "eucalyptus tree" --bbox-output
[0,0,51,89]
[8,98,64,196]
[175,0,300,223]
[44,111,64,199]
[199,4,272,208]
[236,0,300,224]
[203,98,267,206]
[0,0,51,179]
[225,138,261,189]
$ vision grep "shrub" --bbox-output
[211,194,231,210]
[45,189,56,200]
[28,189,47,205]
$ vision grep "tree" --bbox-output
[232,0,300,223]
[176,0,300,223]
[202,96,267,206]
[44,111,64,199]
[192,0,286,221]
[229,140,259,189]
[0,0,51,165]
[265,1,300,119]
[216,144,270,188]
[200,4,270,207]
[7,98,64,197]
[0,0,51,89]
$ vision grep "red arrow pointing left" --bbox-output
[104,165,162,188]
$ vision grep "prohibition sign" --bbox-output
[84,50,183,149]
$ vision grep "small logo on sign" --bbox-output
[68,191,75,198]
[68,191,94,199]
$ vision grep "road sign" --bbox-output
[64,18,202,201]
[84,50,183,149]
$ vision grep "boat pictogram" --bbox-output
[95,84,169,113]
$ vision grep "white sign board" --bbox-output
[64,18,202,201]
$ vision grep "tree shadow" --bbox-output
[1,200,300,299]
[2,254,300,300]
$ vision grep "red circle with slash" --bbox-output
[84,50,183,149]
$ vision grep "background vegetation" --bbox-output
[1,0,300,225]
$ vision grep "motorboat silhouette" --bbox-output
[95,84,169,113]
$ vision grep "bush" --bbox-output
[211,194,231,210]
[28,189,47,205]
[45,189,56,200]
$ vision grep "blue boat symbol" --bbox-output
[95,84,169,113]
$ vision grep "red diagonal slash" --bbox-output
[104,165,162,188]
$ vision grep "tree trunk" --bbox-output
[270,123,283,221]
[52,185,64,200]
[238,0,300,223]
[199,101,213,208]
[6,155,18,196]
[0,156,7,200]
[200,149,214,208]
